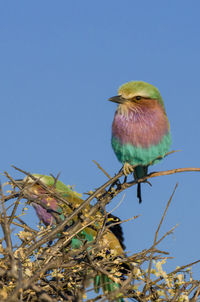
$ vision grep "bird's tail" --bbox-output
[70,229,126,301]
[134,166,148,203]
[94,273,124,302]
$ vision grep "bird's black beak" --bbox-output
[108,95,126,104]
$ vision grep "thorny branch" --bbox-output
[0,154,200,301]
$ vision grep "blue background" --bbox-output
[1,0,200,281]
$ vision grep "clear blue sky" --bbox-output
[1,1,200,279]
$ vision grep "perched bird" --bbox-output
[19,174,127,301]
[109,81,171,203]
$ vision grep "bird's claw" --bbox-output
[123,163,134,176]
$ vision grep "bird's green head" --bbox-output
[22,174,71,194]
[118,81,162,99]
[22,174,82,198]
[109,81,165,108]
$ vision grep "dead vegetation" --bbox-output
[0,159,200,302]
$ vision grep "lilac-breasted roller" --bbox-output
[18,174,127,301]
[109,81,171,203]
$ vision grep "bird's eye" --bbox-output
[135,96,141,100]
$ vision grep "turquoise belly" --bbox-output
[112,132,172,166]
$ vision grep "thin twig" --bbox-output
[145,183,178,291]
[93,160,112,179]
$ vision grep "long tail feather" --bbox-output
[94,274,124,302]
[134,166,148,203]
[137,183,142,203]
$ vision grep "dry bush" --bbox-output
[0,160,200,302]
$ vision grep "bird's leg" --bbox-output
[123,162,134,176]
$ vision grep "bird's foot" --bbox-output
[123,163,134,176]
